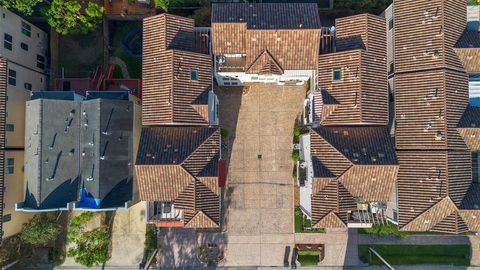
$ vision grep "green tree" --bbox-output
[43,0,104,35]
[0,0,42,15]
[155,0,170,12]
[67,227,110,267]
[19,215,60,246]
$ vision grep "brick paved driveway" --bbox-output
[218,84,306,266]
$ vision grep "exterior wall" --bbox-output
[5,63,45,148]
[0,6,48,74]
[215,69,312,86]
[2,151,34,239]
[385,4,395,76]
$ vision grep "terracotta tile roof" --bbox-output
[211,3,321,71]
[310,126,398,228]
[142,14,212,126]
[312,211,347,228]
[211,3,321,29]
[135,165,195,201]
[400,197,475,234]
[134,127,220,227]
[313,127,397,165]
[185,211,218,228]
[338,165,398,202]
[459,210,480,231]
[396,150,473,232]
[246,50,284,75]
[457,106,480,150]
[318,14,388,126]
[461,183,480,210]
[458,106,480,128]
[455,28,480,48]
[454,48,480,73]
[136,127,218,166]
[394,0,466,74]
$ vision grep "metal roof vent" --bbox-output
[435,131,443,140]
[86,176,93,182]
[46,177,54,182]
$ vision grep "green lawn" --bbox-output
[297,251,320,266]
[358,222,410,239]
[358,245,471,266]
[294,208,325,233]
[294,208,302,233]
[110,22,142,79]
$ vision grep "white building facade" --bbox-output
[0,6,48,240]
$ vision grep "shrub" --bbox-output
[191,5,211,27]
[468,0,479,5]
[144,225,157,262]
[67,227,110,267]
[360,222,410,239]
[292,149,300,162]
[68,212,94,241]
[221,128,229,140]
[293,127,302,140]
[20,215,60,246]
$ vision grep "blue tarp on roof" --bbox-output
[77,187,101,209]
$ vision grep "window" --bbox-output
[388,61,394,75]
[6,124,14,132]
[3,33,12,51]
[190,69,198,80]
[388,18,394,30]
[20,42,28,51]
[473,153,479,184]
[3,214,11,223]
[24,83,32,90]
[8,69,16,86]
[36,54,45,70]
[333,68,341,81]
[6,158,14,174]
[21,21,31,37]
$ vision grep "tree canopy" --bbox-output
[19,215,60,246]
[0,0,42,15]
[0,0,104,35]
[43,0,104,35]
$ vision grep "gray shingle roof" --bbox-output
[212,3,321,29]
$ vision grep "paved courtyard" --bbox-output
[219,84,306,266]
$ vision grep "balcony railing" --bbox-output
[147,201,183,223]
[347,203,387,228]
[216,55,246,73]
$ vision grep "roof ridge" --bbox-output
[185,210,218,228]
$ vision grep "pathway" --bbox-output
[219,84,306,267]
[109,56,130,78]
